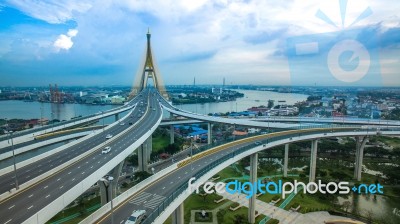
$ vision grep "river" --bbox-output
[0,89,308,120]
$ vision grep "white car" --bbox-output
[120,123,125,126]
[106,134,113,139]
[125,210,146,224]
[102,146,111,154]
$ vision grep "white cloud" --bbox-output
[54,29,78,51]
[67,29,78,37]
[6,0,92,23]
[3,0,400,85]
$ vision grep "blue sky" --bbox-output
[0,0,399,87]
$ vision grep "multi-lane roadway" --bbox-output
[0,90,163,224]
[95,126,400,224]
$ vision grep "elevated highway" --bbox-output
[88,125,400,224]
[0,90,164,224]
[158,95,398,129]
[0,99,135,149]
[0,125,104,161]
[0,97,140,191]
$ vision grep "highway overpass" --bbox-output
[82,126,400,224]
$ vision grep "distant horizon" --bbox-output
[0,84,398,89]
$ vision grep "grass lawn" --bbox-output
[152,134,170,152]
[257,193,283,207]
[183,193,223,224]
[217,166,242,182]
[221,206,266,224]
[285,193,333,213]
[266,218,279,224]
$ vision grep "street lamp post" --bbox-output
[102,111,105,139]
[108,176,114,224]
[190,137,194,172]
[9,131,19,190]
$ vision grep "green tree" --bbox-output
[134,171,152,182]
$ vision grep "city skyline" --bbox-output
[0,0,399,87]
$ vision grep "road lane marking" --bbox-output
[57,178,61,181]
[27,205,33,210]
[8,205,15,209]
[90,166,93,169]
[45,194,50,198]
[4,219,12,224]
[60,186,64,189]
[72,178,75,181]
[44,185,48,189]
[68,172,71,174]
[28,194,33,198]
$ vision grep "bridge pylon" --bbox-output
[130,29,169,100]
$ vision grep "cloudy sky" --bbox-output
[0,0,399,87]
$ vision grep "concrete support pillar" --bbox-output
[98,179,109,206]
[309,140,318,184]
[138,145,148,172]
[146,136,152,162]
[354,136,368,181]
[110,161,124,198]
[284,144,289,178]
[98,161,123,205]
[248,153,258,224]
[207,123,212,144]
[171,203,184,224]
[115,113,119,121]
[170,125,175,144]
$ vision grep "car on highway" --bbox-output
[254,141,262,145]
[106,134,113,139]
[102,146,111,154]
[120,122,125,126]
[125,210,146,224]
[152,108,155,111]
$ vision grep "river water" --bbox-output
[0,89,308,120]
[174,89,308,115]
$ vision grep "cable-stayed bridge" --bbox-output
[0,31,399,224]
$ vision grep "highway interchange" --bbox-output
[0,90,162,224]
[95,125,398,224]
[1,89,399,224]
